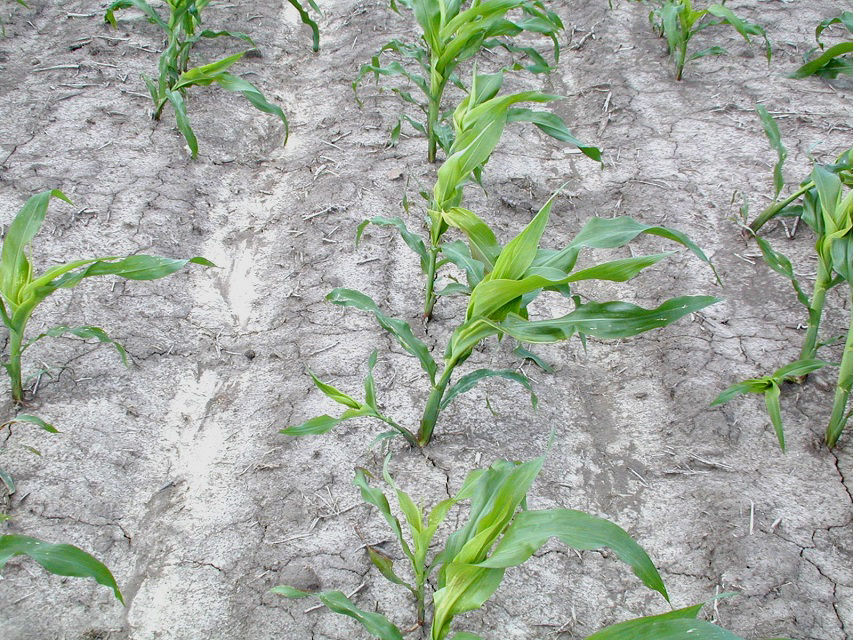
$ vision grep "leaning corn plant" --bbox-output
[354,0,574,162]
[283,189,718,446]
[273,447,738,639]
[105,0,319,157]
[644,0,770,80]
[359,68,600,320]
[1,522,124,604]
[790,11,852,80]
[715,108,853,450]
[0,190,213,403]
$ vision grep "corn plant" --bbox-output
[360,69,601,320]
[105,0,319,158]
[0,190,213,403]
[354,0,575,162]
[715,109,853,450]
[273,447,660,637]
[284,188,718,446]
[0,524,123,603]
[586,600,740,639]
[645,0,770,80]
[790,11,852,80]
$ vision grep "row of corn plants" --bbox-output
[271,5,741,634]
[0,190,212,602]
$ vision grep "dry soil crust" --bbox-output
[0,0,852,639]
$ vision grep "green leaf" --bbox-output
[488,196,555,282]
[366,546,411,589]
[104,0,167,31]
[513,344,553,373]
[754,236,810,310]
[506,108,601,162]
[1,190,72,305]
[0,469,15,494]
[484,296,719,343]
[326,289,437,383]
[8,414,58,434]
[442,208,501,270]
[285,0,321,52]
[0,534,123,603]
[23,325,128,364]
[688,45,727,61]
[587,604,741,639]
[764,382,786,452]
[270,586,403,639]
[165,89,198,158]
[451,632,484,640]
[481,508,669,601]
[755,104,787,199]
[307,370,362,409]
[356,217,429,274]
[789,41,853,79]
[441,368,536,410]
[279,408,371,436]
[706,4,770,61]
[353,467,413,562]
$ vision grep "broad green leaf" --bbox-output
[587,604,740,639]
[165,89,198,157]
[689,45,726,60]
[764,382,785,451]
[485,296,719,342]
[451,632,484,639]
[706,4,770,61]
[0,534,123,603]
[513,344,553,373]
[364,350,378,409]
[755,104,787,199]
[488,196,554,282]
[285,0,321,52]
[104,0,167,31]
[279,408,371,436]
[479,508,668,600]
[23,325,128,364]
[209,72,289,144]
[270,586,403,639]
[771,358,830,381]
[755,237,810,310]
[308,370,362,409]
[1,190,72,304]
[353,468,413,561]
[506,107,600,162]
[441,368,537,410]
[789,41,853,79]
[356,217,429,274]
[366,546,411,589]
[9,414,58,434]
[326,288,437,382]
[711,379,770,406]
[441,208,500,269]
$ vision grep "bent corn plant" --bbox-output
[273,445,684,638]
[0,190,213,403]
[353,0,567,162]
[284,191,718,446]
[105,0,318,157]
[645,0,770,80]
[715,109,853,449]
[359,69,600,320]
[790,11,852,80]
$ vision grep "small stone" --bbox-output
[244,349,256,360]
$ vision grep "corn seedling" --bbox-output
[0,190,213,403]
[272,445,680,638]
[715,108,853,449]
[359,69,600,320]
[105,0,319,157]
[0,524,123,604]
[354,0,572,162]
[285,189,718,446]
[790,11,852,80]
[645,0,770,80]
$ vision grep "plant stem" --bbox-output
[7,328,25,403]
[377,413,419,447]
[423,246,439,321]
[427,92,440,163]
[799,261,832,364]
[748,183,813,233]
[825,323,852,448]
[417,362,456,446]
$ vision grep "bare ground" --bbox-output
[0,0,852,639]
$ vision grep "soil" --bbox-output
[0,0,852,639]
